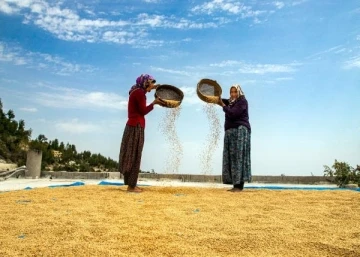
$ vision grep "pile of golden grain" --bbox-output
[1,186,359,257]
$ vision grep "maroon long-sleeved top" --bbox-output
[127,88,154,128]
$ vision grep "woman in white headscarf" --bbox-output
[217,84,251,192]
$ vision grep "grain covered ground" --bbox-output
[1,186,359,257]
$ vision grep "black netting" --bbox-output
[156,86,183,101]
[198,82,221,96]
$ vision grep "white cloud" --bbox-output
[0,42,27,65]
[356,35,360,41]
[55,119,100,134]
[0,41,95,75]
[210,60,301,74]
[33,53,96,75]
[152,61,300,87]
[344,56,360,69]
[179,86,200,105]
[36,118,126,136]
[33,84,128,111]
[136,13,164,27]
[1,78,18,83]
[110,11,121,16]
[305,45,344,59]
[84,9,95,16]
[151,65,227,81]
[0,0,223,47]
[102,30,135,44]
[143,0,159,3]
[292,0,308,6]
[238,63,298,74]
[151,67,193,76]
[210,60,241,67]
[276,77,294,81]
[192,0,245,15]
[135,14,220,30]
[333,48,347,54]
[306,44,357,62]
[0,1,19,14]
[240,79,257,84]
[77,4,96,17]
[19,107,38,112]
[191,0,267,22]
[273,2,285,9]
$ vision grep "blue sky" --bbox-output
[0,0,359,176]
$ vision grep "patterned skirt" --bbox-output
[222,125,251,185]
[118,124,144,187]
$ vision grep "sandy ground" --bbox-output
[0,179,359,257]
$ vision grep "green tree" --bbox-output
[324,160,360,187]
[0,98,119,171]
[51,139,59,150]
[7,109,15,120]
[59,142,65,151]
[37,134,48,143]
[0,99,32,164]
[82,150,91,161]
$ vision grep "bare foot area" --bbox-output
[127,186,142,193]
[228,188,243,192]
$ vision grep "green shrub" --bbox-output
[64,163,77,172]
[79,162,91,172]
[324,160,360,187]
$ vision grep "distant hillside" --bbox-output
[0,98,118,172]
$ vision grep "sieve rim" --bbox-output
[196,78,222,104]
[155,84,184,108]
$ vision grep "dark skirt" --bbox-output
[118,124,144,187]
[222,125,251,185]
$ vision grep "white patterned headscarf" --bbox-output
[229,84,244,106]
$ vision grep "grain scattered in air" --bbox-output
[200,103,221,175]
[159,106,183,174]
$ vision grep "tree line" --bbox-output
[0,98,118,172]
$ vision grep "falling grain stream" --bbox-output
[159,107,183,174]
[200,103,221,175]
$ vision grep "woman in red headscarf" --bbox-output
[119,74,165,193]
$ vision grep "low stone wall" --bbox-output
[41,171,332,185]
[138,173,331,184]
[251,175,331,184]
[138,173,222,183]
[42,171,109,180]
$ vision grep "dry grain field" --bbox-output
[1,186,360,257]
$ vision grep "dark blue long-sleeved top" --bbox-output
[222,97,251,132]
